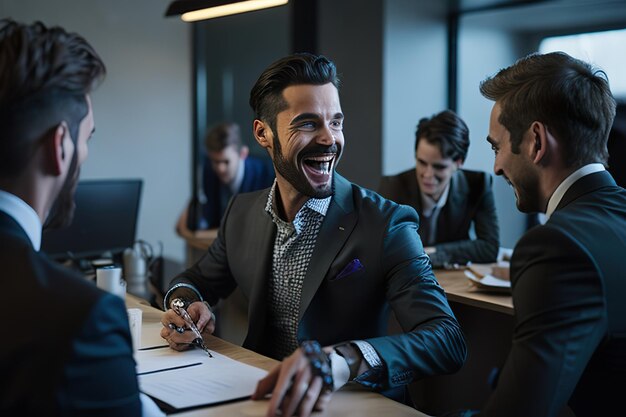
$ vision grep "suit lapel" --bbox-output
[243,191,276,349]
[298,174,357,320]
[403,171,428,242]
[556,170,616,211]
[0,211,32,244]
[404,170,422,212]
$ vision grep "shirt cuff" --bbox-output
[328,350,350,391]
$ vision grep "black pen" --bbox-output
[139,344,170,351]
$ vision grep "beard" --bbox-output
[510,168,542,213]
[43,158,80,231]
[272,135,341,199]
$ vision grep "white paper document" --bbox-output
[464,269,511,292]
[136,346,210,375]
[137,349,268,410]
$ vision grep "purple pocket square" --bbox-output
[332,258,364,281]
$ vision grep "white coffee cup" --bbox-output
[127,308,142,352]
[96,266,125,299]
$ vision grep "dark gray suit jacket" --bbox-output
[170,173,467,393]
[480,170,626,417]
[0,211,141,416]
[378,169,499,267]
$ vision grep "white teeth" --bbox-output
[304,154,334,175]
[307,155,334,162]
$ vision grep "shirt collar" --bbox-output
[420,181,450,217]
[545,163,605,219]
[0,189,42,250]
[264,180,331,223]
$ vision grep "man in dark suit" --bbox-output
[0,19,160,416]
[177,122,275,236]
[453,52,626,416]
[378,110,499,268]
[161,53,467,417]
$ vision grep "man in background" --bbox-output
[0,18,161,416]
[176,121,274,240]
[378,110,499,268]
[453,51,626,416]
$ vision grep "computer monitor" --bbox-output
[42,179,143,261]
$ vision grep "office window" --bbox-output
[539,28,626,100]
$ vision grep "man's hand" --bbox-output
[252,347,333,417]
[160,301,215,351]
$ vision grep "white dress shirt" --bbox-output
[545,163,605,219]
[0,189,42,250]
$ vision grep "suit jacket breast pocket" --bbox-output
[329,258,365,282]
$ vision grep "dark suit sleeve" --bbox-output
[59,293,142,416]
[366,204,467,389]
[168,197,239,306]
[431,174,499,266]
[480,225,606,417]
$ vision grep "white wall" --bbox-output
[458,25,528,248]
[1,0,191,264]
[382,0,448,176]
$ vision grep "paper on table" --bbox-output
[138,350,268,410]
[464,269,511,293]
[136,346,210,375]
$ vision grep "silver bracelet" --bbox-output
[163,282,203,311]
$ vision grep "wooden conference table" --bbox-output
[434,268,513,315]
[126,295,429,417]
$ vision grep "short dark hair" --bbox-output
[415,109,470,162]
[0,19,106,178]
[480,51,615,168]
[204,122,242,153]
[249,53,340,134]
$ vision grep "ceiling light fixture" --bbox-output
[165,0,289,22]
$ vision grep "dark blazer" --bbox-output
[378,169,499,267]
[0,211,141,416]
[171,173,467,394]
[480,170,626,417]
[201,155,275,229]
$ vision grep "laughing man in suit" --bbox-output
[160,53,467,417]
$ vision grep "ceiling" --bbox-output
[455,0,626,34]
